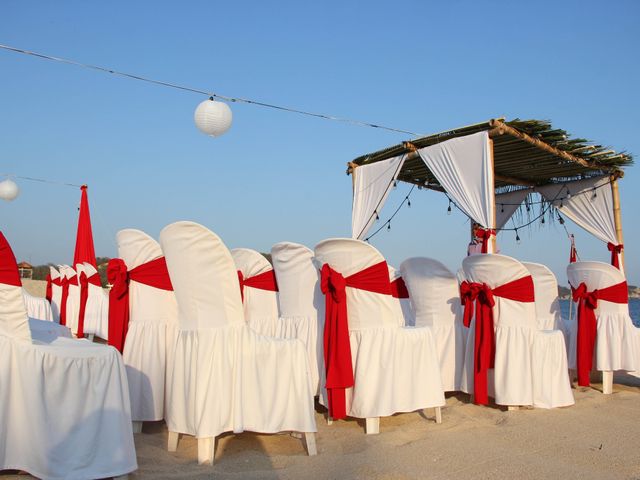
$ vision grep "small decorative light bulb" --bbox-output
[515,230,521,244]
[566,188,571,199]
[500,204,504,213]
[375,211,380,221]
[592,188,598,199]
[393,180,397,189]
[447,200,452,215]
[541,216,545,224]
[559,199,563,208]
[407,198,411,208]
[387,222,391,231]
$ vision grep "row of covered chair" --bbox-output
[3,221,639,478]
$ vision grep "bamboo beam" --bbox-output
[494,174,536,187]
[489,119,605,171]
[610,176,625,272]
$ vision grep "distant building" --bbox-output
[18,261,33,279]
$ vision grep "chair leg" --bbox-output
[303,432,317,456]
[435,406,442,424]
[365,417,380,435]
[508,406,519,411]
[87,333,95,342]
[197,437,216,465]
[602,371,613,394]
[326,414,333,426]
[167,431,180,452]
[132,421,143,434]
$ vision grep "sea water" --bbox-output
[560,298,640,327]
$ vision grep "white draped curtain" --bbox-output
[536,175,621,269]
[416,131,494,230]
[351,154,405,240]
[495,189,531,229]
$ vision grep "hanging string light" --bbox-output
[515,229,521,244]
[447,199,452,215]
[0,176,20,201]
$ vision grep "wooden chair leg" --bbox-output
[304,432,317,456]
[602,371,613,394]
[132,421,143,434]
[197,437,216,465]
[365,417,380,435]
[508,406,519,411]
[326,414,333,426]
[167,431,180,452]
[435,406,442,424]
[87,333,95,342]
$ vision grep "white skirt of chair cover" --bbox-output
[165,324,317,439]
[532,330,575,408]
[319,325,446,419]
[0,336,137,480]
[277,314,321,396]
[123,321,178,421]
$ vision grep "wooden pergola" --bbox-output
[347,118,633,266]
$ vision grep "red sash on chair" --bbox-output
[607,243,624,270]
[107,256,173,353]
[476,228,496,254]
[390,277,409,299]
[237,269,278,302]
[571,280,628,386]
[46,274,52,303]
[77,271,101,339]
[59,274,78,327]
[320,260,392,420]
[460,275,535,405]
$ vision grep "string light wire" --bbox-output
[0,43,421,136]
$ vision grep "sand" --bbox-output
[7,378,638,480]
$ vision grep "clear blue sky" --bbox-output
[1,0,638,286]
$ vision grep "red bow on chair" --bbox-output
[476,228,496,254]
[571,281,628,386]
[107,257,173,353]
[460,276,534,405]
[607,243,624,270]
[319,261,391,420]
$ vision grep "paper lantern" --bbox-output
[0,178,19,201]
[194,97,232,137]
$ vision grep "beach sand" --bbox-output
[4,376,638,480]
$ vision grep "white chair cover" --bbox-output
[271,241,322,395]
[0,233,137,479]
[49,265,62,322]
[23,290,53,321]
[566,261,639,372]
[522,262,563,331]
[77,262,110,340]
[388,265,415,327]
[160,221,316,441]
[461,255,573,408]
[314,238,445,419]
[400,257,466,392]
[231,248,280,337]
[119,229,179,422]
[62,264,81,336]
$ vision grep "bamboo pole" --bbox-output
[610,175,625,272]
[488,137,497,253]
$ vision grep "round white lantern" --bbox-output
[0,178,19,201]
[194,97,233,137]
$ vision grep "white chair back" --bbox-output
[567,261,628,315]
[388,265,414,326]
[0,232,31,342]
[117,229,177,325]
[271,242,321,318]
[462,254,537,329]
[400,257,460,328]
[231,248,279,324]
[314,238,395,330]
[522,261,562,330]
[160,221,244,329]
